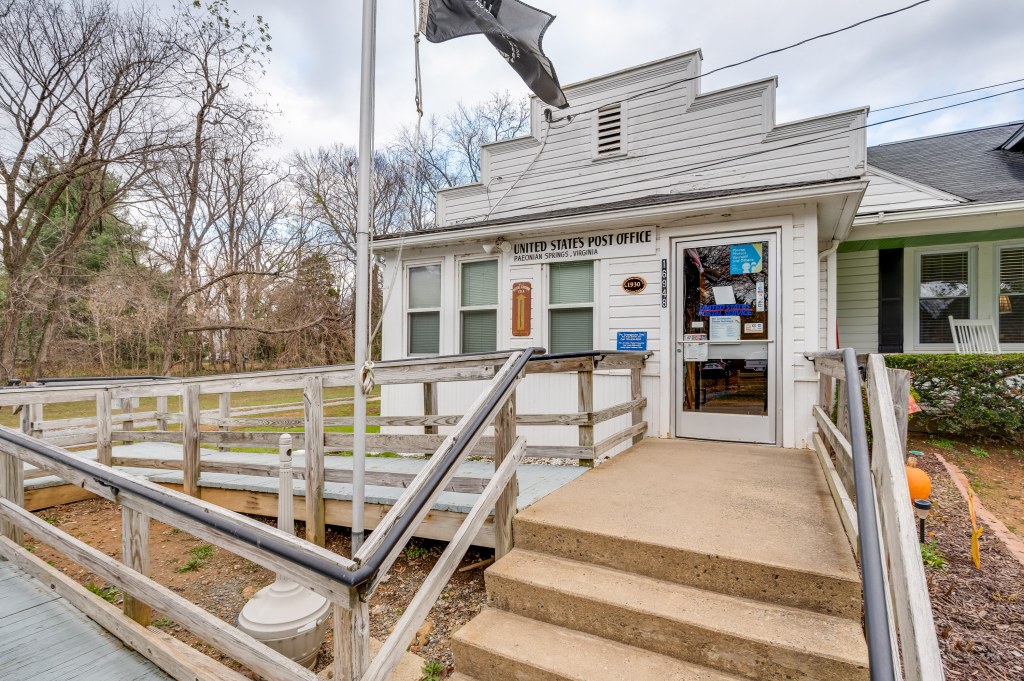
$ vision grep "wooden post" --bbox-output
[218,393,231,453]
[888,368,912,457]
[334,589,370,681]
[27,403,43,440]
[156,395,169,431]
[836,378,851,443]
[422,382,437,436]
[121,398,134,445]
[493,392,518,560]
[0,414,24,545]
[182,385,201,498]
[630,367,644,445]
[578,367,594,467]
[818,374,834,412]
[96,390,113,467]
[121,506,151,626]
[304,375,325,546]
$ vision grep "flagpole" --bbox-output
[351,0,377,553]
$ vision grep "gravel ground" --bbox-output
[27,499,491,679]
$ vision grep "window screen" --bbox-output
[460,260,498,353]
[549,261,594,354]
[919,251,970,344]
[408,264,441,354]
[999,247,1024,344]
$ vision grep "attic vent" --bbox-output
[595,103,625,158]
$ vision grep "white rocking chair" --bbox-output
[948,316,1001,354]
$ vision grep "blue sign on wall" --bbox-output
[730,243,763,274]
[616,331,648,351]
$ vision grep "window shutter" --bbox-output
[409,265,441,308]
[549,309,593,354]
[461,310,497,353]
[408,312,440,354]
[1000,247,1024,343]
[461,260,498,307]
[877,249,904,353]
[595,103,623,157]
[549,261,594,304]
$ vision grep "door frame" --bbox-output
[670,229,782,444]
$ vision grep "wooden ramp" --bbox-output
[0,559,170,680]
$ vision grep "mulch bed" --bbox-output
[915,451,1024,679]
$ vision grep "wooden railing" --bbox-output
[0,349,649,681]
[808,351,943,681]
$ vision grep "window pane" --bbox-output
[1000,247,1024,295]
[549,308,593,354]
[919,296,969,344]
[550,261,594,305]
[999,295,1024,344]
[461,260,498,307]
[409,265,441,308]
[409,311,439,354]
[920,252,969,299]
[461,310,497,353]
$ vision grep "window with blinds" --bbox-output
[460,260,498,353]
[999,246,1024,344]
[408,264,441,355]
[549,261,594,354]
[918,251,971,344]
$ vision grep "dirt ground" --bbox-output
[910,437,1024,680]
[27,499,490,679]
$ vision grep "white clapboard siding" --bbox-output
[837,250,879,352]
[438,50,866,226]
[819,257,830,349]
[858,167,963,214]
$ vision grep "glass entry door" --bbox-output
[674,235,777,443]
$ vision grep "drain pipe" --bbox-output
[237,434,330,668]
[819,241,841,350]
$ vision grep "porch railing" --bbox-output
[0,349,649,681]
[808,349,944,681]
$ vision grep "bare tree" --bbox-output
[0,0,177,382]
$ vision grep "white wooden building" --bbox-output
[376,50,870,450]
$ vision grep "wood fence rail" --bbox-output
[0,349,650,681]
[807,351,943,681]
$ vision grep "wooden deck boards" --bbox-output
[0,559,170,680]
[24,443,586,515]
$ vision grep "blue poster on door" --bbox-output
[730,243,763,274]
[616,331,647,351]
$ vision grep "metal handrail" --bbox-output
[840,347,896,681]
[0,347,541,591]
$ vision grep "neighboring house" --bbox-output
[375,50,869,450]
[836,122,1024,354]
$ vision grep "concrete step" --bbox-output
[512,439,863,619]
[452,608,746,681]
[485,549,870,681]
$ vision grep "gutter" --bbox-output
[819,241,841,350]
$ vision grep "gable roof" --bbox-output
[866,122,1024,204]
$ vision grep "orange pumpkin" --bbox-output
[906,465,932,502]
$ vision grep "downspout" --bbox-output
[819,240,841,350]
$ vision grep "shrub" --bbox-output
[885,353,1024,442]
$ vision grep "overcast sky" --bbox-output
[176,0,1024,154]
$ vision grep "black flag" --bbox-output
[426,0,569,109]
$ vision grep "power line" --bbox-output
[490,83,1024,219]
[550,0,933,124]
[871,76,1024,113]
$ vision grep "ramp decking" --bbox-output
[0,559,170,681]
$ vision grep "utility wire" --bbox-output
[871,76,1024,113]
[550,0,933,124]
[495,83,1024,219]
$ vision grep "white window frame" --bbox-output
[913,246,976,349]
[995,241,1024,350]
[457,256,500,354]
[545,260,597,354]
[405,260,443,357]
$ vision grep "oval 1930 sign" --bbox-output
[622,276,647,294]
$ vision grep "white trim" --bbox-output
[404,259,444,357]
[852,199,1024,228]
